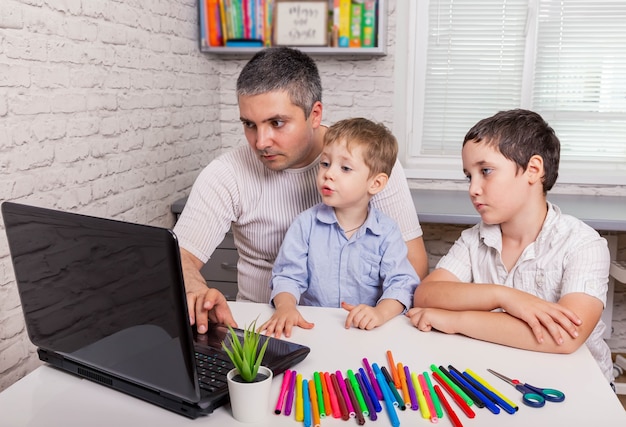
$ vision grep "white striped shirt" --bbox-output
[174,145,422,304]
[437,202,613,382]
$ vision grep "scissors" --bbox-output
[487,369,565,408]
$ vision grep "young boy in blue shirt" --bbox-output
[261,118,421,338]
[408,109,613,383]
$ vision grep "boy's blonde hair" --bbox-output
[323,118,398,177]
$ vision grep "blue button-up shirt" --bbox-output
[270,203,420,311]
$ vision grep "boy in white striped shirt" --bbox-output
[408,109,613,383]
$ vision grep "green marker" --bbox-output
[423,371,443,418]
[347,369,369,416]
[430,364,474,406]
[313,372,326,417]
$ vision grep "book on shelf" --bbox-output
[198,0,378,50]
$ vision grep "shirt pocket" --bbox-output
[357,252,382,287]
[515,268,563,302]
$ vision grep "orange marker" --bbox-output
[309,380,321,427]
[397,363,411,404]
[386,350,401,388]
[320,371,333,417]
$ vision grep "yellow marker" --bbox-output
[296,373,304,421]
[466,368,518,411]
[411,372,430,419]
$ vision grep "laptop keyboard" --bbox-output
[195,349,234,395]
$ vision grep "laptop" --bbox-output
[1,201,310,419]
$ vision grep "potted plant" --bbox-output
[222,318,272,422]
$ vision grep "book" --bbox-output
[361,0,376,47]
[199,0,208,47]
[338,0,351,47]
[349,2,363,47]
[207,0,223,46]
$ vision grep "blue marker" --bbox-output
[448,368,500,414]
[463,371,517,414]
[376,371,400,427]
[359,367,383,413]
[303,379,311,427]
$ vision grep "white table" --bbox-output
[1,302,625,426]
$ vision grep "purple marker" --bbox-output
[356,371,378,421]
[404,365,419,410]
[362,358,383,400]
[284,369,297,416]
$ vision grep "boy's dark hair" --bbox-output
[236,47,322,118]
[463,109,560,192]
[324,118,398,177]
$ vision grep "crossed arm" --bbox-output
[407,269,603,354]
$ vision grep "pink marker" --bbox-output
[275,369,292,414]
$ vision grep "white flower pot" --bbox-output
[226,366,273,422]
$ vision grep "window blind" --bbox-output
[407,0,626,183]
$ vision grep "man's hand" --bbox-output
[180,248,236,332]
[259,293,314,338]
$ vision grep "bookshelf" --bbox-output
[198,0,387,56]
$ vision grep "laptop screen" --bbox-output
[2,202,199,402]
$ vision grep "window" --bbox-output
[396,0,626,185]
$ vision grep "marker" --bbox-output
[320,371,333,417]
[464,368,518,411]
[412,371,431,419]
[435,385,464,427]
[381,365,406,410]
[313,372,326,417]
[324,372,341,418]
[331,373,350,420]
[275,369,292,414]
[336,371,356,417]
[432,371,475,418]
[296,373,304,421]
[448,368,500,414]
[356,371,378,421]
[463,371,516,415]
[303,379,311,427]
[386,350,401,388]
[363,358,383,400]
[431,364,474,407]
[308,379,321,427]
[440,366,484,408]
[359,367,383,412]
[397,363,411,405]
[284,370,297,416]
[423,371,443,418]
[377,371,400,427]
[345,378,366,426]
[404,365,419,410]
[418,374,439,423]
[347,369,368,416]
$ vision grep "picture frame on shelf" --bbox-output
[274,0,328,47]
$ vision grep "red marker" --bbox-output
[435,385,464,427]
[432,371,475,418]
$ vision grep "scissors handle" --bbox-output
[524,384,565,403]
[516,385,545,408]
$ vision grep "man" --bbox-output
[174,47,428,333]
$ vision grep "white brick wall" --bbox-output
[1,0,624,394]
[0,0,221,391]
